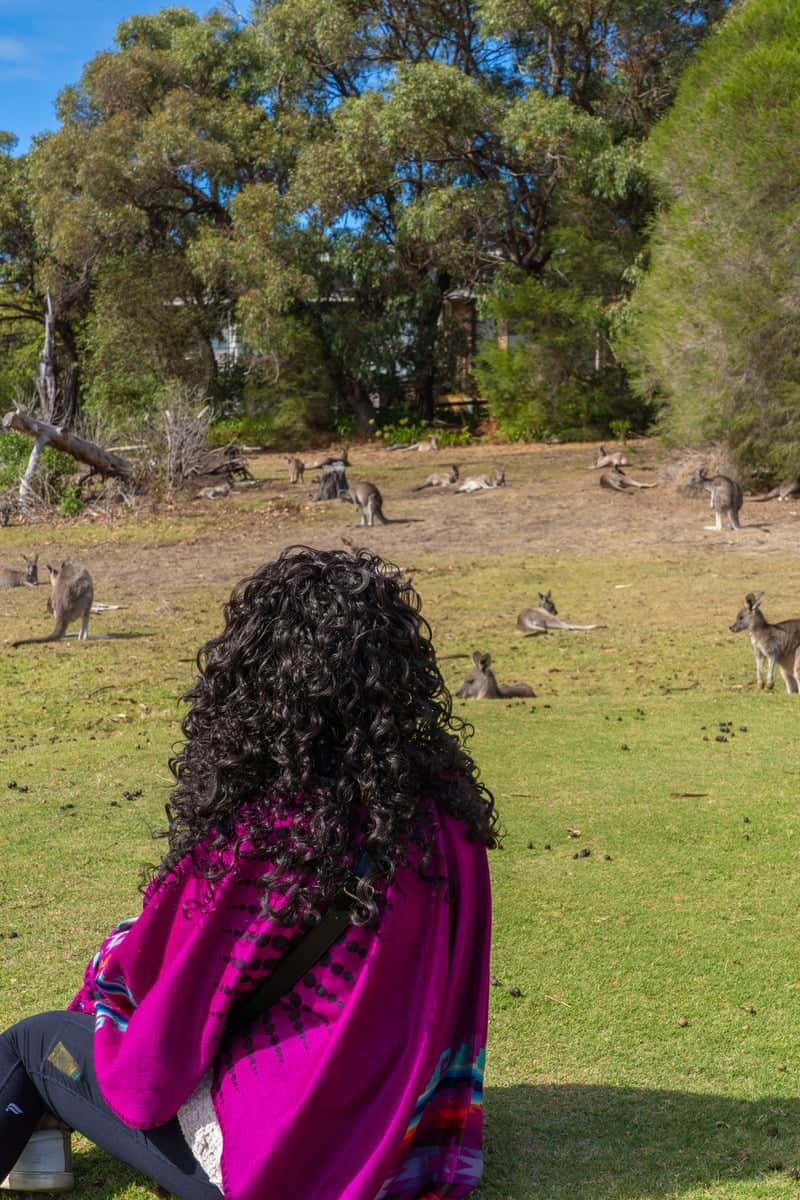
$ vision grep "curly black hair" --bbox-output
[156,545,498,925]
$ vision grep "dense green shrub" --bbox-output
[0,430,79,504]
[618,0,800,478]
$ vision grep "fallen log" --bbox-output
[2,409,134,483]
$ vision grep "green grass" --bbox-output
[2,534,800,1198]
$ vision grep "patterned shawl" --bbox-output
[69,806,491,1200]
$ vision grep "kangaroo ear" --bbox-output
[751,592,765,609]
[472,651,483,668]
[479,653,492,670]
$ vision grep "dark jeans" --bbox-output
[0,1011,222,1199]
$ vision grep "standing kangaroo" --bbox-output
[730,592,800,693]
[516,590,607,635]
[286,456,305,484]
[343,482,388,526]
[457,466,506,494]
[456,651,535,699]
[689,468,743,530]
[0,554,38,588]
[413,465,459,491]
[12,562,93,647]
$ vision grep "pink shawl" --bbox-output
[70,806,491,1200]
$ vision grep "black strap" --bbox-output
[223,853,374,1041]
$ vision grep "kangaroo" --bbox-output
[0,554,38,589]
[387,435,440,453]
[457,466,506,494]
[689,468,743,530]
[456,651,535,699]
[195,482,231,500]
[749,479,800,502]
[413,465,459,491]
[343,482,388,526]
[12,561,94,647]
[286,456,305,484]
[730,592,800,693]
[599,467,657,492]
[311,448,349,469]
[516,590,607,635]
[314,462,349,500]
[590,446,628,470]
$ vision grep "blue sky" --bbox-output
[0,1,218,152]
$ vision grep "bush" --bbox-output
[373,417,472,448]
[0,430,77,506]
[208,415,276,449]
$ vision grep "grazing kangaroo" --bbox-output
[314,462,349,500]
[749,479,800,502]
[689,468,743,530]
[730,592,800,693]
[413,465,459,491]
[516,590,607,635]
[12,561,93,647]
[456,651,535,699]
[599,467,657,492]
[0,554,38,589]
[590,446,628,470]
[457,466,506,494]
[286,456,305,484]
[343,482,388,526]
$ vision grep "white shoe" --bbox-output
[0,1129,74,1192]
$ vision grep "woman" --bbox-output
[0,546,497,1199]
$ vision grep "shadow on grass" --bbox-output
[481,1084,800,1198]
[65,1083,800,1199]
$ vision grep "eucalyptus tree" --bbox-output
[249,0,726,428]
[27,7,286,423]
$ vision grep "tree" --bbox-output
[617,0,800,477]
[25,8,282,427]
[252,0,725,428]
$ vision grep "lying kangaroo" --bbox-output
[749,479,800,502]
[387,435,440,453]
[343,482,388,526]
[730,592,800,693]
[590,445,628,470]
[12,561,93,647]
[413,465,459,491]
[457,466,506,494]
[516,590,607,635]
[689,468,743,530]
[456,651,535,699]
[0,554,38,589]
[599,467,657,492]
[286,456,305,484]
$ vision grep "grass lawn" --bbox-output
[1,458,800,1198]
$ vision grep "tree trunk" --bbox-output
[19,434,48,511]
[3,409,134,482]
[343,376,375,437]
[54,319,80,431]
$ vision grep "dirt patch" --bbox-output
[6,438,800,605]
